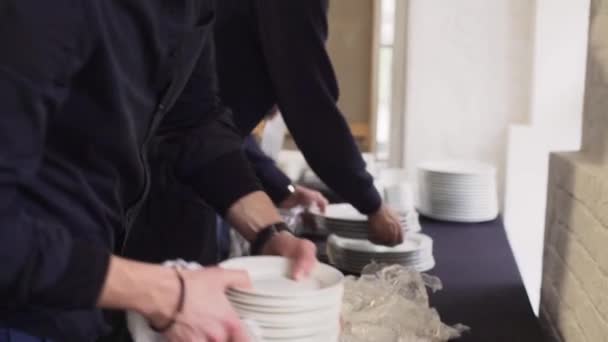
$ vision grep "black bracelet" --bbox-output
[151,268,186,333]
[250,222,291,256]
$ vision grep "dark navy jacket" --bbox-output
[216,0,382,213]
[242,135,293,204]
[0,0,259,340]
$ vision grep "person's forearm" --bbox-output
[243,135,293,204]
[225,191,283,241]
[97,256,179,325]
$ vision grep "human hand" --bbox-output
[368,204,404,246]
[262,231,318,280]
[280,185,328,212]
[150,268,253,342]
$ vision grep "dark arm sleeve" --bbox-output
[243,135,293,204]
[160,22,262,215]
[254,0,382,214]
[0,1,111,310]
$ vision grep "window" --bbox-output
[375,0,397,161]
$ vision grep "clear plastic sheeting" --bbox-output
[340,263,469,342]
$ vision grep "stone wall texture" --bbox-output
[540,0,608,341]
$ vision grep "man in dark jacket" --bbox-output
[125,0,404,267]
[0,1,315,341]
[216,0,403,240]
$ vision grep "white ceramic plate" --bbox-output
[419,173,496,182]
[418,202,498,212]
[237,307,340,327]
[336,259,436,274]
[418,160,496,175]
[328,234,432,254]
[416,207,498,222]
[311,203,367,222]
[220,256,344,298]
[226,290,341,310]
[264,329,340,342]
[418,202,497,210]
[231,299,337,314]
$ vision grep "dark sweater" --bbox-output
[215,0,382,214]
[0,0,259,340]
[242,136,293,204]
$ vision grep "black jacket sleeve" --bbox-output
[254,0,382,214]
[243,135,293,204]
[0,1,110,310]
[159,20,262,215]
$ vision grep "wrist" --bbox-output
[251,222,292,255]
[140,268,181,325]
[369,203,386,217]
[226,191,283,241]
[98,257,180,324]
[262,230,297,256]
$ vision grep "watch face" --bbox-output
[287,184,296,194]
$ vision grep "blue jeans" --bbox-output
[0,329,51,342]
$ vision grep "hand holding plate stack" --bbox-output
[310,203,421,240]
[309,203,435,274]
[220,256,344,342]
[326,233,435,274]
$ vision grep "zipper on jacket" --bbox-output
[119,16,209,253]
[121,103,167,253]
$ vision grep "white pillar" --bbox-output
[504,0,590,314]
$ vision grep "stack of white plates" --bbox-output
[220,256,344,342]
[327,233,435,274]
[417,160,499,223]
[310,203,421,240]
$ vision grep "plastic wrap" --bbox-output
[340,263,469,342]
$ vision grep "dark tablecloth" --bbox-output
[421,217,544,342]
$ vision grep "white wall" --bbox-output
[398,0,589,314]
[402,0,535,206]
[504,0,590,314]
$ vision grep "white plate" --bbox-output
[329,251,433,263]
[220,256,343,298]
[420,202,498,216]
[334,259,435,274]
[328,234,432,254]
[226,284,344,311]
[419,173,496,181]
[416,207,498,222]
[337,250,433,260]
[418,160,496,175]
[417,205,498,215]
[419,184,496,192]
[265,329,340,342]
[237,307,340,327]
[418,195,497,202]
[311,203,367,222]
[261,323,340,339]
[419,185,496,193]
[418,203,498,212]
[231,300,337,314]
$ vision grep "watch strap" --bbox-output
[250,222,291,255]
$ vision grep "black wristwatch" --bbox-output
[251,222,292,255]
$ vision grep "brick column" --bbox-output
[540,0,608,340]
